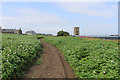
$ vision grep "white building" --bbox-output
[25,30,36,35]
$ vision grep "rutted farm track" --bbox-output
[25,39,75,78]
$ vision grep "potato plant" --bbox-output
[44,36,119,78]
[1,34,43,79]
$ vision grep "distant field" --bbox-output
[94,37,118,40]
[1,34,43,79]
[44,36,119,78]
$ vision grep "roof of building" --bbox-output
[2,29,14,33]
[25,30,36,34]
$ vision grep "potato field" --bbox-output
[0,34,119,79]
[1,34,43,79]
[44,36,119,78]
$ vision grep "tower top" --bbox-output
[74,27,79,28]
[74,27,79,36]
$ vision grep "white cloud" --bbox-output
[10,8,66,25]
[81,23,118,35]
[56,2,117,17]
[0,3,2,26]
[1,2,117,35]
[2,0,119,2]
[2,8,67,34]
[34,26,63,34]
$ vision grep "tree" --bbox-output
[57,30,69,36]
[18,28,22,34]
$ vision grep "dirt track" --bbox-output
[25,39,75,78]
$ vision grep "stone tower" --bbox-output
[74,27,79,35]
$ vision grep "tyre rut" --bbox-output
[25,39,75,78]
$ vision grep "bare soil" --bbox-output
[25,39,75,78]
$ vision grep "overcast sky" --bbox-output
[1,1,118,35]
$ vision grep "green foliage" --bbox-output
[57,30,69,36]
[37,36,45,39]
[0,33,2,79]
[36,57,42,65]
[44,36,119,78]
[1,34,43,79]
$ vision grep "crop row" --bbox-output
[44,36,119,78]
[1,34,43,79]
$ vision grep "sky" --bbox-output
[1,1,118,35]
